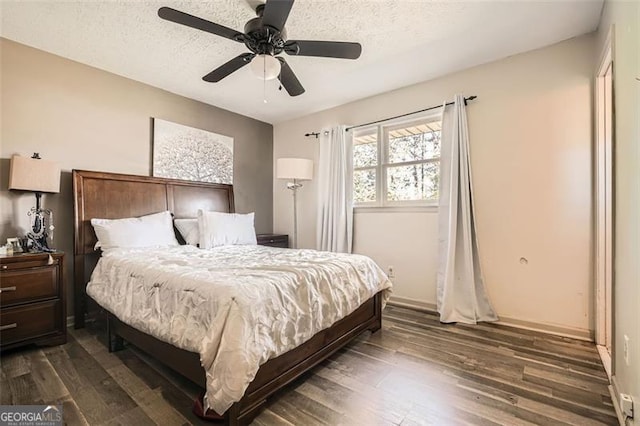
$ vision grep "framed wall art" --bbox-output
[152,118,233,184]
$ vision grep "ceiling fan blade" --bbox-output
[262,0,294,31]
[203,53,256,82]
[277,58,305,96]
[158,7,244,42]
[285,40,362,59]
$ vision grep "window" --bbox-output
[353,116,442,207]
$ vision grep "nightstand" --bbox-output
[0,252,66,351]
[256,234,289,248]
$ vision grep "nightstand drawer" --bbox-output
[0,255,58,271]
[0,300,61,345]
[257,234,289,248]
[0,266,58,307]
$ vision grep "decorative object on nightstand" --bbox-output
[8,153,61,252]
[276,158,313,249]
[0,252,66,350]
[256,234,289,248]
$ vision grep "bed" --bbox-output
[72,169,391,425]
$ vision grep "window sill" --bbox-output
[354,205,438,214]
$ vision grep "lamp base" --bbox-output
[27,233,54,253]
[26,197,55,253]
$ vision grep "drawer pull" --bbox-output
[0,323,17,331]
[269,239,275,243]
[0,286,16,293]
[1,265,7,270]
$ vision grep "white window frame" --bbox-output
[353,111,442,209]
[352,127,379,207]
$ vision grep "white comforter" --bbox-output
[86,245,392,414]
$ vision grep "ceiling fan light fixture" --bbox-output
[158,1,361,97]
[250,54,281,81]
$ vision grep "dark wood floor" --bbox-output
[0,306,617,425]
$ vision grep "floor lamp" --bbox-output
[276,158,313,249]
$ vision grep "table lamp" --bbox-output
[8,153,61,252]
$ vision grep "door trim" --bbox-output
[594,26,615,379]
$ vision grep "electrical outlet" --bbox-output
[387,266,395,279]
[624,335,630,366]
[620,393,634,418]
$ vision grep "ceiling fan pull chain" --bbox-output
[263,58,268,104]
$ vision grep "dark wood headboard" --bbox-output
[72,169,235,328]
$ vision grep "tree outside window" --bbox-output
[353,117,441,206]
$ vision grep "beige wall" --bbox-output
[597,0,640,421]
[0,38,274,318]
[274,34,595,337]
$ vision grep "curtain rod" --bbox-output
[345,95,477,132]
[304,130,329,139]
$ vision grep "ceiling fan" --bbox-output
[158,0,362,97]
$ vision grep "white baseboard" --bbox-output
[496,315,593,342]
[610,375,627,426]
[387,295,437,312]
[597,344,613,379]
[387,295,593,341]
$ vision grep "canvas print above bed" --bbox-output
[152,118,234,184]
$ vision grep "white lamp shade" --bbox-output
[9,155,61,193]
[277,158,313,180]
[250,54,281,81]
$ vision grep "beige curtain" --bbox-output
[316,125,353,253]
[437,95,498,324]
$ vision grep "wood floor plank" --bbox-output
[523,365,610,396]
[27,350,70,403]
[3,373,43,405]
[61,397,91,425]
[102,406,157,426]
[43,346,86,394]
[69,382,112,424]
[454,380,569,426]
[265,394,325,425]
[252,409,296,426]
[0,352,32,379]
[135,388,192,426]
[313,361,415,414]
[0,307,616,426]
[300,372,409,424]
[517,397,613,426]
[63,336,138,412]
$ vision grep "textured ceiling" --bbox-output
[0,0,603,124]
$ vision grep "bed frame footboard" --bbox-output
[106,292,383,425]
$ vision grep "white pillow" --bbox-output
[198,210,257,248]
[174,218,199,246]
[91,211,179,250]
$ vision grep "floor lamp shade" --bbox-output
[9,155,61,193]
[277,158,313,180]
